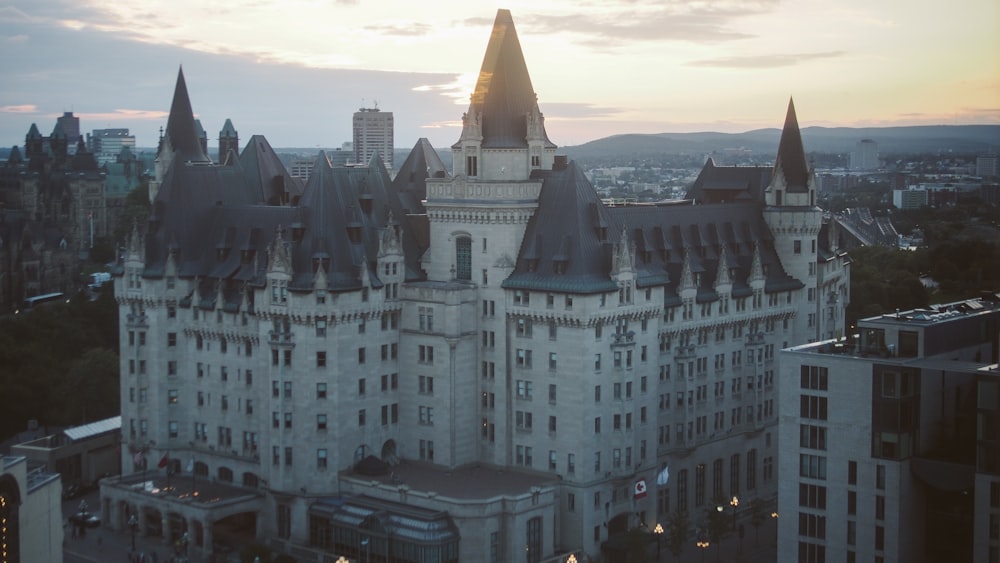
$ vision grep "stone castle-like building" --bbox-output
[104,10,849,562]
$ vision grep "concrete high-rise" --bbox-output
[851,139,879,171]
[353,107,393,170]
[779,298,1000,563]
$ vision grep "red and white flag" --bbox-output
[634,478,648,499]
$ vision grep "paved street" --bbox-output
[62,489,200,563]
[62,487,780,563]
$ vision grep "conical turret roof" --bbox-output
[164,67,211,163]
[773,98,810,192]
[457,9,555,149]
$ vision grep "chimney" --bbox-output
[553,155,568,171]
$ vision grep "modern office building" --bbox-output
[779,297,1000,563]
[978,155,999,179]
[89,128,137,165]
[892,187,929,210]
[106,9,848,562]
[353,107,393,170]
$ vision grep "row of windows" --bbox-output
[658,452,772,515]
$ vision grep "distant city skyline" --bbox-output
[1,1,998,151]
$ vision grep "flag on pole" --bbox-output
[656,465,670,486]
[158,454,169,468]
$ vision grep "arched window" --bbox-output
[455,237,472,281]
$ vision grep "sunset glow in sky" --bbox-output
[2,0,998,149]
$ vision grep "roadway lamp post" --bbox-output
[696,539,710,563]
[771,511,779,548]
[653,523,664,561]
[730,496,739,531]
[128,514,138,552]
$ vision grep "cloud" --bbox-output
[0,105,38,114]
[541,102,625,120]
[517,2,781,47]
[74,109,169,121]
[362,22,433,37]
[2,34,28,43]
[687,51,848,68]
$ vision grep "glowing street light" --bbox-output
[653,522,664,560]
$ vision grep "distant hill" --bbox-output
[561,125,1000,162]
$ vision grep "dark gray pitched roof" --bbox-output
[505,160,803,297]
[504,161,616,293]
[163,67,211,164]
[392,138,448,215]
[773,98,810,192]
[27,123,42,139]
[454,9,555,150]
[685,158,772,204]
[239,135,302,205]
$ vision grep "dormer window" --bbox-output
[596,227,607,242]
[290,223,305,243]
[466,155,478,177]
[359,194,374,215]
[241,249,255,264]
[346,223,362,244]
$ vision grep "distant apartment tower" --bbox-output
[892,187,929,209]
[778,297,1000,563]
[977,154,999,178]
[353,107,393,170]
[88,128,137,165]
[851,139,879,171]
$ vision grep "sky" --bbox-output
[1,0,998,152]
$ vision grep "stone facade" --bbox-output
[110,9,849,563]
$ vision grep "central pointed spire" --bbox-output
[164,66,211,164]
[462,9,554,149]
[773,97,810,191]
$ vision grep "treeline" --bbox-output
[848,205,1000,326]
[0,290,119,443]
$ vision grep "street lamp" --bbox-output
[128,514,138,552]
[696,538,710,563]
[730,496,739,531]
[567,555,578,563]
[336,558,349,563]
[653,523,664,561]
[771,511,779,548]
[361,536,370,563]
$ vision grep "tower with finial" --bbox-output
[218,118,239,165]
[762,97,824,336]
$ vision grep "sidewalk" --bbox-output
[647,515,778,563]
[62,490,203,563]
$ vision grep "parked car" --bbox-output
[62,481,98,500]
[68,511,101,528]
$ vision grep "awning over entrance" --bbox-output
[311,495,459,545]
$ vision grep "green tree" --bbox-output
[665,509,691,559]
[705,497,730,562]
[625,526,651,563]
